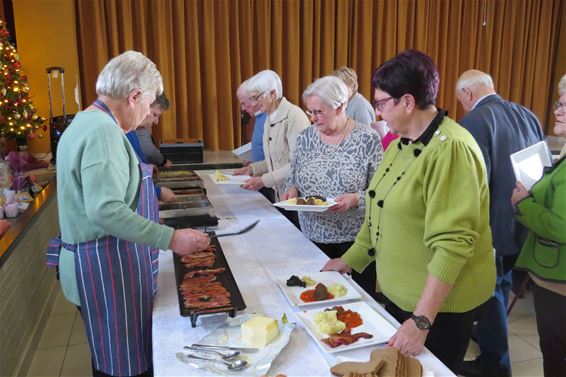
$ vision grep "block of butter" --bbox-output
[241,315,279,347]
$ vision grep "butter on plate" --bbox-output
[241,315,280,347]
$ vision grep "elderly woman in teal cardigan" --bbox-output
[511,74,566,377]
[323,50,495,373]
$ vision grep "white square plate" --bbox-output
[209,173,250,185]
[510,141,552,189]
[273,198,337,212]
[275,271,361,307]
[297,301,397,354]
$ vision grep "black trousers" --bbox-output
[314,241,379,301]
[533,282,566,377]
[384,299,476,374]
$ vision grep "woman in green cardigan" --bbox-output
[323,50,496,373]
[511,74,566,377]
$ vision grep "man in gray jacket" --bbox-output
[455,70,545,377]
[136,93,172,168]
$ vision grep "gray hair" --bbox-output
[559,74,566,95]
[96,51,163,99]
[247,70,283,100]
[331,66,359,92]
[456,69,494,91]
[302,76,349,109]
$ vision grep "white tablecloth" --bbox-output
[152,171,455,377]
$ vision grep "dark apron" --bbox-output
[47,155,161,376]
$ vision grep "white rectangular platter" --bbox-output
[275,271,361,308]
[273,198,337,212]
[209,173,250,185]
[296,301,397,354]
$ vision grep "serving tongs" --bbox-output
[190,343,259,353]
[211,220,260,238]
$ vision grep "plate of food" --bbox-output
[273,196,337,212]
[275,271,361,307]
[296,301,397,354]
[209,170,250,185]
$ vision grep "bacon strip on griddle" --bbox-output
[321,329,373,348]
[179,270,232,309]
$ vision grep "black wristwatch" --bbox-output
[410,314,432,330]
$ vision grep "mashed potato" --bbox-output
[314,310,346,335]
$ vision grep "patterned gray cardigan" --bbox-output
[286,123,383,243]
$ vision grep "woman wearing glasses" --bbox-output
[234,70,310,225]
[282,76,383,297]
[323,50,495,373]
[511,74,566,377]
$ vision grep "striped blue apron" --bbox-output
[46,101,161,376]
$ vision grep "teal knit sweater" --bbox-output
[56,110,174,305]
[342,117,495,313]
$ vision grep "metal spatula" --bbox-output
[212,220,260,238]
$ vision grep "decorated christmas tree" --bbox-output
[0,20,45,141]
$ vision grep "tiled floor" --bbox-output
[27,289,544,377]
[462,290,544,377]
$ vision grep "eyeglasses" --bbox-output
[372,96,395,112]
[305,109,325,119]
[553,101,566,112]
[248,91,265,102]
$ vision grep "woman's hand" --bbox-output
[163,159,173,169]
[159,187,176,203]
[169,229,210,256]
[321,258,352,274]
[328,193,359,213]
[388,318,428,356]
[511,181,530,209]
[241,176,264,191]
[233,165,252,176]
[281,187,299,201]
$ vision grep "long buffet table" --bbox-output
[153,170,455,377]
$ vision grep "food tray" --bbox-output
[158,170,199,179]
[173,234,246,327]
[159,200,212,211]
[171,187,206,195]
[162,214,218,229]
[157,180,205,189]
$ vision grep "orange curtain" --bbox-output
[75,0,564,150]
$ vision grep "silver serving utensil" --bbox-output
[183,345,241,360]
[211,220,260,238]
[184,353,248,371]
[191,343,259,353]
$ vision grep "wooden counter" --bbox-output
[0,182,60,376]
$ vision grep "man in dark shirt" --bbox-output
[456,70,546,377]
[136,94,172,168]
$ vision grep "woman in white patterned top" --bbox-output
[283,76,383,296]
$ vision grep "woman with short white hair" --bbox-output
[283,76,383,295]
[235,70,310,225]
[48,51,209,377]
